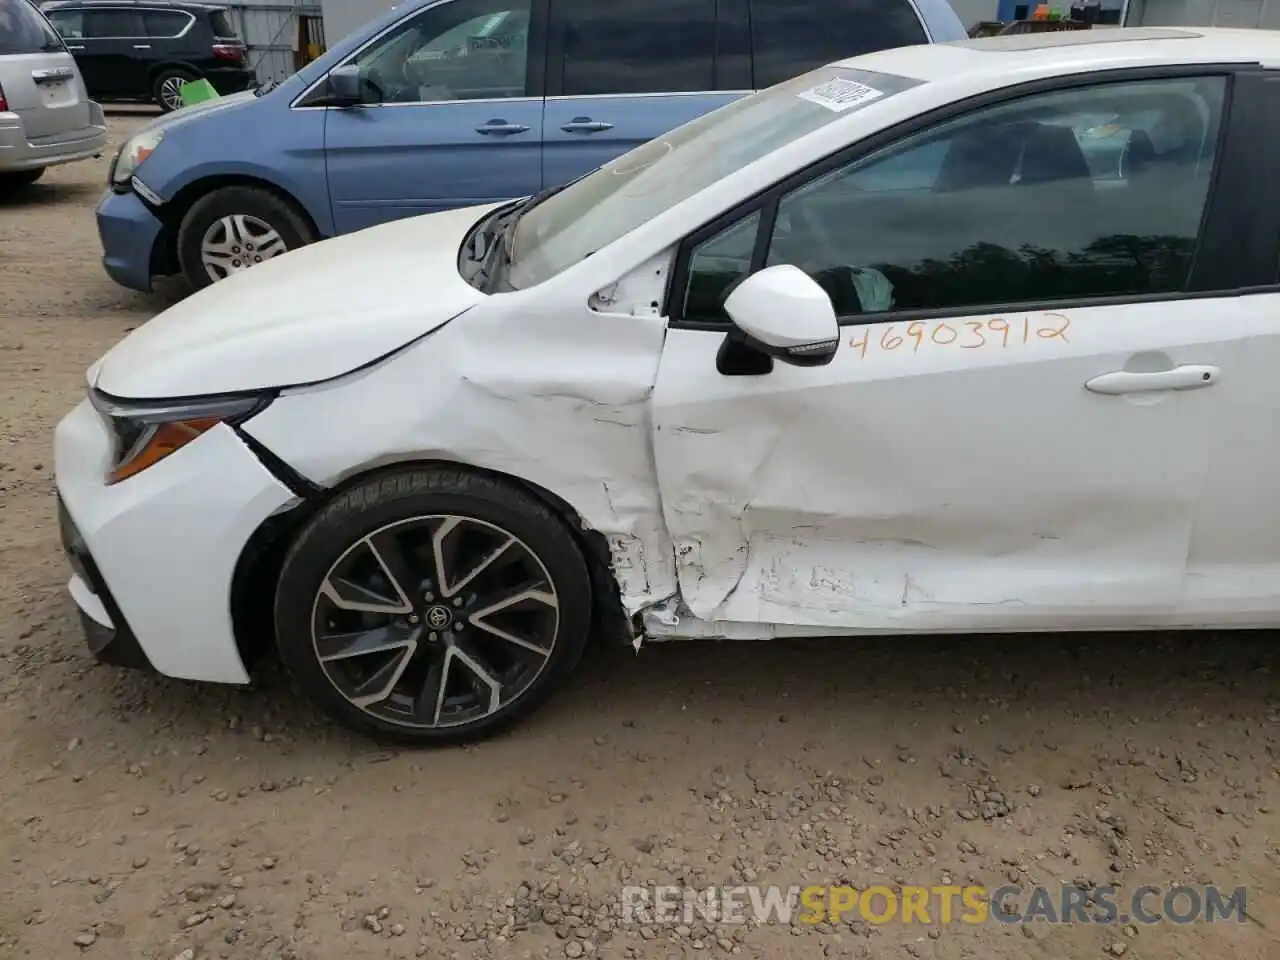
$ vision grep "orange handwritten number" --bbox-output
[961,321,987,349]
[849,329,869,359]
[1037,313,1071,342]
[987,318,1010,347]
[907,321,926,352]
[931,322,958,345]
[880,325,904,351]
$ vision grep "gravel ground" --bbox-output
[0,112,1277,960]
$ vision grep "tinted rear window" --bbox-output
[144,10,191,37]
[208,9,236,37]
[0,0,63,54]
[750,0,928,89]
[557,0,716,96]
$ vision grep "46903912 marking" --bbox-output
[848,314,1072,360]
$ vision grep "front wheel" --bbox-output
[273,468,594,746]
[176,186,316,290]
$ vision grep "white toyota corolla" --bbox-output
[54,27,1280,744]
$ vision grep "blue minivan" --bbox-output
[97,0,966,293]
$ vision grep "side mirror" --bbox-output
[722,264,840,368]
[326,64,364,107]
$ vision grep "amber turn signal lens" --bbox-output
[107,416,222,485]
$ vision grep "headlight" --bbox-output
[91,391,271,485]
[111,129,165,186]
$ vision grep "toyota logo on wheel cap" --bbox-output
[425,604,454,630]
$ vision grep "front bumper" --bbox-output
[57,495,154,670]
[0,102,108,172]
[54,397,298,684]
[96,188,165,292]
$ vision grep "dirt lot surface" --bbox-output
[1,112,1278,960]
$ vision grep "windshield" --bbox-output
[0,0,63,54]
[505,65,921,290]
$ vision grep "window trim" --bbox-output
[664,63,1264,332]
[69,7,193,40]
[292,0,549,109]
[545,0,721,98]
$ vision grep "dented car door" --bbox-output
[650,69,1259,635]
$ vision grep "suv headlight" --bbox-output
[91,391,271,484]
[112,129,165,187]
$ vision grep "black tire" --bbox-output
[153,68,196,112]
[176,185,316,291]
[273,467,594,746]
[0,168,46,190]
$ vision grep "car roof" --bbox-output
[39,0,227,11]
[837,26,1280,84]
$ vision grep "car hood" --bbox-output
[137,89,259,137]
[92,203,498,400]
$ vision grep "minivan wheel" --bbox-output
[154,68,196,112]
[176,186,316,290]
[0,168,45,190]
[273,468,594,746]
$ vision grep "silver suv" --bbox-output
[0,0,105,189]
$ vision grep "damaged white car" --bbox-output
[54,27,1280,744]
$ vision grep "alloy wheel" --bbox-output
[199,214,289,281]
[160,75,187,111]
[310,515,561,731]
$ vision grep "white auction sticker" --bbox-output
[796,77,885,112]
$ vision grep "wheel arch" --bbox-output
[148,61,202,84]
[229,458,632,675]
[152,174,324,276]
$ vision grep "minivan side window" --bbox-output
[749,0,928,90]
[351,0,532,104]
[556,0,716,96]
[680,76,1227,323]
[83,10,146,38]
[0,0,64,54]
[143,11,194,39]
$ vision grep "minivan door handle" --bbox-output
[32,67,75,82]
[133,44,152,49]
[1084,365,1220,395]
[560,117,613,133]
[65,44,86,51]
[475,120,530,135]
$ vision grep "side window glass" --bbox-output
[558,0,715,96]
[351,0,532,104]
[748,76,1226,319]
[749,0,927,90]
[144,11,192,38]
[47,10,85,40]
[84,10,145,38]
[684,211,761,322]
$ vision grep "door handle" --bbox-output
[66,44,85,51]
[32,67,75,82]
[475,120,529,135]
[560,118,613,133]
[133,44,152,49]
[1084,364,1220,395]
